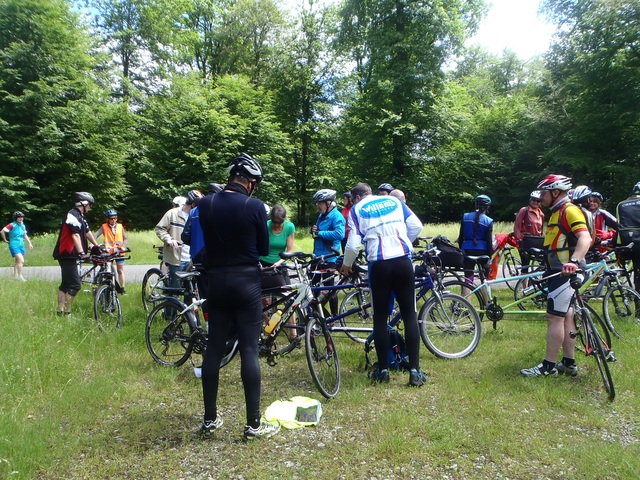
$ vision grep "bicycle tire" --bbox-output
[142,268,166,312]
[513,277,548,311]
[419,293,481,359]
[337,288,372,343]
[583,307,615,400]
[603,285,640,338]
[261,291,304,356]
[577,302,613,356]
[502,254,522,291]
[443,279,485,320]
[94,284,122,332]
[305,316,340,398]
[146,298,195,367]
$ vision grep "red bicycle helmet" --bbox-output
[537,174,572,191]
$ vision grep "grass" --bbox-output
[1,224,639,479]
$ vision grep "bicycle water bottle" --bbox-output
[264,310,283,335]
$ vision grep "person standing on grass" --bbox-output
[514,191,545,281]
[198,153,280,440]
[521,174,591,378]
[94,209,128,294]
[154,196,189,289]
[52,192,99,316]
[1,211,33,281]
[458,195,494,284]
[616,182,640,292]
[340,192,352,253]
[340,182,427,386]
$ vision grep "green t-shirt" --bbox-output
[260,220,296,265]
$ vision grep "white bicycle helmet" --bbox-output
[537,174,572,191]
[312,189,337,203]
[172,196,187,207]
[529,190,542,200]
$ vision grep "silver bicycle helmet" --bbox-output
[73,192,95,206]
[312,189,337,203]
[378,183,394,193]
[228,153,263,182]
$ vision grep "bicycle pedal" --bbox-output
[607,352,617,362]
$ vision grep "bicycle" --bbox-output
[85,247,131,332]
[145,269,236,368]
[569,270,616,400]
[142,244,191,311]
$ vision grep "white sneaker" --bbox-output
[19,275,26,282]
[243,419,280,440]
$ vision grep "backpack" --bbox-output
[432,235,465,268]
[364,324,410,371]
[551,202,596,250]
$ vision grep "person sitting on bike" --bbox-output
[198,153,280,440]
[588,192,618,249]
[521,174,591,378]
[340,182,427,386]
[377,183,394,196]
[311,188,345,316]
[52,192,100,315]
[1,211,33,281]
[458,195,494,284]
[94,209,128,294]
[616,181,640,291]
[514,191,545,275]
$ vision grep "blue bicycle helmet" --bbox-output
[104,209,118,217]
[475,195,491,207]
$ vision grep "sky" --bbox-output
[467,0,556,59]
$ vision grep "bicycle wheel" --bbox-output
[502,254,522,290]
[603,285,640,338]
[443,279,485,320]
[583,307,615,400]
[94,284,122,332]
[419,293,481,359]
[513,277,548,311]
[142,268,166,312]
[261,291,304,356]
[305,316,340,398]
[337,288,372,343]
[146,298,195,367]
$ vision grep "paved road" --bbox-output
[0,264,155,283]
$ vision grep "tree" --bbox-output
[0,0,131,231]
[336,0,486,206]
[540,0,640,206]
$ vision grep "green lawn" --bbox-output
[1,271,639,479]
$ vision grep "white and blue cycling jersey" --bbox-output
[344,195,422,266]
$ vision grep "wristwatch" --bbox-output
[570,257,580,264]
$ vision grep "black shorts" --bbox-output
[58,258,81,295]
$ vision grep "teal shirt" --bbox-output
[260,220,296,265]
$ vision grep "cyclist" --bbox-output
[154,195,189,289]
[311,188,345,316]
[377,183,394,196]
[1,211,33,281]
[616,182,640,291]
[340,192,352,253]
[389,189,406,203]
[178,190,203,272]
[588,192,618,248]
[52,192,100,316]
[94,209,128,294]
[340,182,427,386]
[521,174,591,378]
[198,153,279,440]
[457,195,494,284]
[260,204,295,287]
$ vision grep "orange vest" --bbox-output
[102,223,125,255]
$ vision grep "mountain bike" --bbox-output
[570,271,616,400]
[89,248,131,332]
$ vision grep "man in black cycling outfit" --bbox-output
[197,153,280,440]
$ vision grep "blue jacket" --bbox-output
[459,211,493,254]
[313,206,345,263]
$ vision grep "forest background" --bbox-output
[1,0,638,232]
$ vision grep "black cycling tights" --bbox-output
[201,266,262,426]
[368,256,420,371]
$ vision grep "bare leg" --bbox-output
[57,290,66,313]
[544,312,565,363]
[64,293,76,313]
[117,264,125,290]
[15,253,25,279]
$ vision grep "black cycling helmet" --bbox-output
[228,153,263,182]
[12,211,24,219]
[104,209,118,217]
[312,189,337,203]
[187,189,203,205]
[208,183,224,194]
[633,181,640,195]
[378,183,394,193]
[73,191,95,206]
[343,192,352,198]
